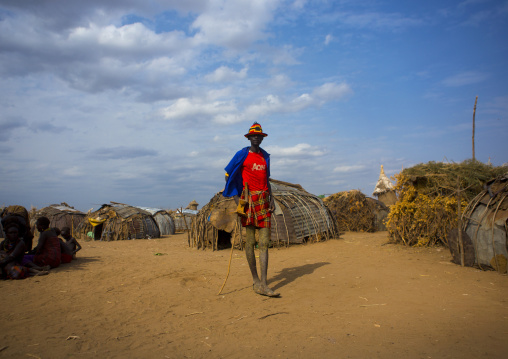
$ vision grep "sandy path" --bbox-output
[0,232,507,359]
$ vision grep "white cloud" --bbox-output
[442,71,489,87]
[324,34,333,45]
[312,82,353,102]
[336,11,424,31]
[191,0,280,49]
[244,82,352,118]
[160,97,239,123]
[271,45,302,65]
[244,95,284,118]
[266,74,293,89]
[160,85,354,125]
[266,143,326,157]
[205,66,248,82]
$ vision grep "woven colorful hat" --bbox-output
[244,122,268,137]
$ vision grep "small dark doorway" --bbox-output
[93,223,103,241]
[217,230,232,250]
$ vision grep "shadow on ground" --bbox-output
[50,256,101,273]
[269,262,330,290]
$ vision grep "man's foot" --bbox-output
[253,283,280,297]
[42,265,51,271]
[34,270,49,276]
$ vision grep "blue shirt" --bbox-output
[223,147,271,197]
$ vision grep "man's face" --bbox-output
[247,134,264,146]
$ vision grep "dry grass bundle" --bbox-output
[324,190,377,232]
[398,160,506,201]
[386,186,464,247]
[386,160,507,247]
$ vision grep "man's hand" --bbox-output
[268,197,275,213]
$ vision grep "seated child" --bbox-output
[61,226,82,260]
[51,227,72,264]
[0,223,49,279]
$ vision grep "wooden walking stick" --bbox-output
[217,216,242,295]
[218,183,249,295]
[472,95,478,161]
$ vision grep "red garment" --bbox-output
[242,151,268,192]
[240,190,271,228]
[61,253,73,264]
[34,236,61,268]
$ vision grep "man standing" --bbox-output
[223,122,279,297]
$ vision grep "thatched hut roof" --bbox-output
[76,202,160,241]
[186,200,199,210]
[190,179,339,250]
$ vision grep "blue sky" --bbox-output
[1,0,507,212]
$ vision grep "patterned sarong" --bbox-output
[5,264,28,279]
[240,189,271,228]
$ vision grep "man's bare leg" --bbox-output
[28,268,49,276]
[245,226,261,288]
[256,227,279,297]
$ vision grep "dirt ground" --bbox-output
[0,231,507,359]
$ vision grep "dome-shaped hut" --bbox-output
[449,176,508,273]
[190,179,339,250]
[134,207,175,236]
[77,202,160,241]
[31,203,85,238]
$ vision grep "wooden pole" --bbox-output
[217,217,240,295]
[472,96,478,161]
[179,208,190,246]
[457,176,465,267]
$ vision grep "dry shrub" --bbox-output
[387,185,465,246]
[324,190,377,232]
[386,160,506,246]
